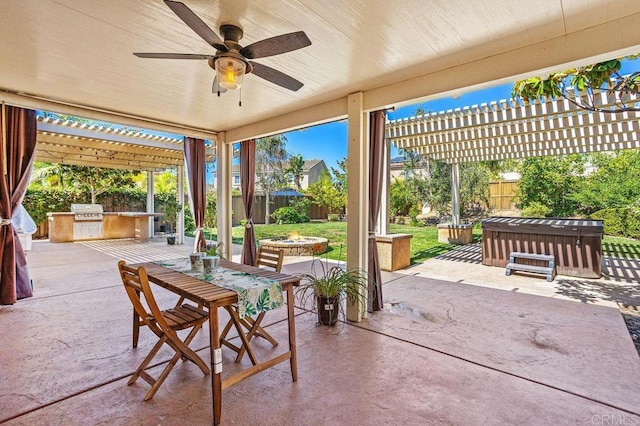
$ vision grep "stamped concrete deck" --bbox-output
[1,238,639,425]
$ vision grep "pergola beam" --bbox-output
[33,152,166,171]
[387,89,640,163]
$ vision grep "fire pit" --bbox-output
[259,233,328,256]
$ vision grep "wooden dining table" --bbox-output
[135,259,300,425]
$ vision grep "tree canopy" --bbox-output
[512,55,640,113]
[30,162,138,204]
[305,169,345,214]
[256,135,289,224]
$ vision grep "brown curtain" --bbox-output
[184,137,207,252]
[368,110,386,312]
[0,105,37,305]
[240,139,257,266]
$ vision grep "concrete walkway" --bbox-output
[1,239,639,425]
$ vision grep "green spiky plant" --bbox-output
[296,250,370,326]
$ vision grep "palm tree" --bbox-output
[287,154,305,191]
[256,135,289,224]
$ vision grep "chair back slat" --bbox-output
[255,247,284,272]
[118,260,170,332]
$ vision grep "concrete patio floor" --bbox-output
[1,238,639,425]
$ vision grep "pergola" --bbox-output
[2,0,640,320]
[33,113,216,243]
[386,90,640,225]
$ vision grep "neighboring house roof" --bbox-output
[302,159,326,171]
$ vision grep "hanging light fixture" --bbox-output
[215,56,246,90]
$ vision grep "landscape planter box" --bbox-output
[375,233,413,271]
[481,217,604,278]
[437,223,474,245]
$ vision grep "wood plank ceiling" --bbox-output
[2,0,640,142]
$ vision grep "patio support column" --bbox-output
[376,137,390,235]
[346,92,369,322]
[216,132,233,259]
[147,171,154,238]
[451,161,460,226]
[177,163,185,244]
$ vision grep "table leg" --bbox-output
[286,285,298,381]
[209,306,222,425]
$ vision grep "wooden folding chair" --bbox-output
[118,260,210,401]
[219,247,284,364]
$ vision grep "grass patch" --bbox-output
[193,222,640,262]
[602,235,640,259]
[197,222,481,263]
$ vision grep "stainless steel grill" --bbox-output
[71,204,104,221]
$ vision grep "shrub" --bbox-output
[289,197,311,216]
[408,205,422,227]
[271,207,310,224]
[327,213,340,222]
[590,207,640,239]
[521,202,552,218]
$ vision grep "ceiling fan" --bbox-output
[134,0,311,95]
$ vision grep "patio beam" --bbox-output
[224,98,347,144]
[216,132,233,260]
[147,171,155,238]
[346,92,368,322]
[451,162,460,226]
[177,163,185,245]
[32,153,165,172]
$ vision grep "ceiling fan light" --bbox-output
[215,57,246,90]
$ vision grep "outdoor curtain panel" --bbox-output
[240,139,257,266]
[368,109,386,312]
[184,137,207,253]
[0,105,37,305]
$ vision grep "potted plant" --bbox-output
[163,195,181,245]
[296,260,369,326]
[205,241,225,258]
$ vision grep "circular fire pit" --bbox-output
[259,236,328,256]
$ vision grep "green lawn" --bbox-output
[197,221,640,263]
[201,221,482,264]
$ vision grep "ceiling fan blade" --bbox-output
[164,0,227,51]
[240,31,311,59]
[249,61,304,91]
[134,53,211,60]
[212,77,227,94]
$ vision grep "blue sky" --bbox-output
[283,82,515,170]
[284,57,640,171]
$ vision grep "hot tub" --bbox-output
[482,217,604,278]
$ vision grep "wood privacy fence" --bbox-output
[489,180,519,210]
[232,194,330,225]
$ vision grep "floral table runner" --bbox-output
[154,257,284,318]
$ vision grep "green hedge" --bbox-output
[590,207,640,239]
[23,187,183,228]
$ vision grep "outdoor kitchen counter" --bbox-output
[48,212,156,242]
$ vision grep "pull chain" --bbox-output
[239,87,242,107]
